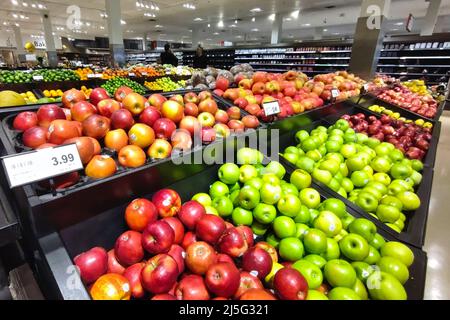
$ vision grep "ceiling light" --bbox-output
[183,3,196,10]
[252,17,256,22]
[268,13,275,21]
[230,24,237,27]
[22,2,28,7]
[251,28,259,32]
[213,32,219,35]
[218,20,224,28]
[332,32,340,35]
[15,23,19,27]
[155,24,163,28]
[291,10,300,19]
[284,17,291,21]
[235,35,242,38]
[207,23,210,27]
[86,22,91,26]
[395,22,404,25]
[19,14,25,19]
[323,28,328,31]
[11,0,18,5]
[234,19,238,24]
[302,23,311,26]
[250,8,262,13]
[121,20,126,24]
[100,26,105,30]
[194,17,203,21]
[12,13,18,18]
[37,3,44,9]
[31,3,36,8]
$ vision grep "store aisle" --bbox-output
[424,110,450,300]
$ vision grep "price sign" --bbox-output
[87,74,96,78]
[1,144,83,188]
[95,73,103,78]
[331,89,340,99]
[141,72,148,76]
[129,73,136,77]
[362,83,369,94]
[262,100,281,116]
[33,75,44,81]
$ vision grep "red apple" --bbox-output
[89,88,110,107]
[62,89,86,109]
[234,97,249,109]
[107,249,126,275]
[234,271,264,299]
[74,247,108,284]
[175,274,210,300]
[138,106,161,127]
[244,104,261,116]
[148,93,167,110]
[242,115,260,129]
[37,104,66,128]
[48,120,81,145]
[181,232,197,250]
[114,230,144,266]
[216,253,235,265]
[197,112,215,128]
[179,116,201,136]
[214,123,231,139]
[184,92,199,105]
[254,242,278,263]
[63,136,95,164]
[152,189,182,218]
[217,227,248,258]
[123,262,146,299]
[227,107,241,120]
[171,129,193,151]
[123,92,148,116]
[141,254,179,294]
[242,247,273,280]
[240,288,277,300]
[252,82,266,95]
[184,102,199,117]
[13,111,38,132]
[195,214,226,244]
[215,110,229,124]
[152,118,177,140]
[273,268,308,300]
[179,200,206,230]
[96,99,120,118]
[170,94,184,106]
[237,226,254,248]
[198,91,212,102]
[125,198,158,232]
[152,293,177,300]
[213,89,224,97]
[201,127,216,144]
[216,77,230,91]
[82,115,110,139]
[228,120,245,133]
[110,109,135,131]
[163,217,185,245]
[198,99,218,114]
[142,220,175,254]
[205,262,240,298]
[168,244,186,274]
[22,126,47,148]
[115,86,134,102]
[161,100,184,123]
[185,241,217,275]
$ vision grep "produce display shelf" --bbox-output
[377,64,450,68]
[0,183,20,248]
[379,56,450,59]
[235,57,321,61]
[276,104,435,248]
[381,48,450,52]
[246,63,349,67]
[34,158,427,300]
[377,72,447,77]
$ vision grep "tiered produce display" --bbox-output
[74,152,416,300]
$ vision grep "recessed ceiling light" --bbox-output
[207,23,211,27]
[234,19,238,24]
[11,0,18,5]
[291,10,300,19]
[22,2,28,7]
[268,14,275,21]
[332,32,340,35]
[12,13,18,18]
[323,28,328,31]
[395,22,404,25]
[302,23,311,26]
[235,35,242,38]
[213,32,219,35]
[218,20,224,28]
[251,28,259,32]
[250,8,262,13]
[391,28,399,31]
[155,24,163,28]
[284,17,292,21]
[194,17,203,21]
[121,20,126,24]
[252,17,256,22]
[230,24,237,28]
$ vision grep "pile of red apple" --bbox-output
[343,113,432,160]
[376,84,438,119]
[12,86,259,188]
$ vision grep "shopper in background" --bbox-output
[160,43,178,66]
[193,45,208,69]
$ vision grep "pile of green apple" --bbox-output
[281,119,424,233]
[190,148,414,300]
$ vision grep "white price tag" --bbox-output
[95,73,103,78]
[87,74,96,78]
[331,89,340,99]
[141,72,148,76]
[33,75,44,81]
[262,100,281,116]
[1,144,83,188]
[128,73,136,77]
[363,83,369,93]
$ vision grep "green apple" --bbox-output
[377,256,409,284]
[326,152,345,164]
[301,137,318,152]
[327,178,341,193]
[291,205,309,224]
[254,163,266,176]
[318,145,328,157]
[328,135,344,145]
[306,290,329,300]
[322,238,340,261]
[192,193,212,207]
[346,155,367,172]
[251,221,270,236]
[266,233,281,249]
[229,189,240,207]
[312,168,332,185]
[295,223,310,240]
[376,204,401,223]
[385,223,401,233]
[333,229,348,242]
[261,173,280,185]
[341,178,354,193]
[204,206,219,216]
[309,208,320,222]
[348,218,377,242]
[325,140,342,153]
[396,191,420,211]
[264,262,284,285]
[390,163,413,180]
[388,149,404,163]
[284,146,300,155]
[344,132,357,143]
[244,177,263,190]
[370,156,392,173]
[260,182,282,205]
[320,198,346,218]
[373,172,391,186]
[361,165,374,178]
[279,237,304,261]
[351,171,371,188]
[353,278,368,300]
[218,163,240,185]
[277,194,302,217]
[355,192,379,212]
[303,228,328,254]
[229,182,240,193]
[299,188,321,209]
[388,181,407,196]
[355,133,369,144]
[295,130,310,143]
[340,144,357,159]
[335,119,350,131]
[370,233,386,250]
[330,128,344,136]
[319,159,340,175]
[366,271,407,300]
[339,234,370,261]
[362,186,383,201]
[380,241,414,267]
[292,260,323,289]
[328,287,361,300]
[290,169,312,190]
[231,207,253,226]
[405,170,422,186]
[273,216,296,239]
[380,196,403,212]
[306,150,322,162]
[283,153,299,165]
[376,142,395,155]
[304,254,327,269]
[364,245,381,264]
[314,211,342,237]
[366,137,381,149]
[238,186,260,210]
[334,172,344,183]
[209,181,230,199]
[366,181,388,196]
[339,163,349,177]
[239,164,258,183]
[337,188,348,199]
[341,214,356,230]
[411,159,424,172]
[213,196,234,217]
[265,161,286,179]
[394,219,404,231]
[399,212,406,222]
[237,148,263,165]
[351,261,375,283]
[253,203,276,225]
[281,183,299,196]
[324,259,357,288]
[295,156,316,173]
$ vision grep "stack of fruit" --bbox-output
[343,113,432,160]
[75,68,95,80]
[101,77,147,96]
[280,120,423,233]
[376,84,438,119]
[80,85,93,98]
[11,87,259,187]
[74,153,415,300]
[0,70,34,83]
[130,66,162,78]
[102,69,129,80]
[145,77,186,92]
[43,89,64,99]
[367,105,433,129]
[221,71,325,123]
[20,91,39,104]
[402,80,430,96]
[310,71,365,100]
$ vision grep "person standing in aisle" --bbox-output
[160,43,178,66]
[193,45,208,69]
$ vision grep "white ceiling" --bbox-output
[1,0,450,48]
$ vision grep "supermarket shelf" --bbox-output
[285,51,316,54]
[235,57,320,60]
[381,48,450,52]
[377,72,448,77]
[379,56,450,59]
[320,50,352,53]
[248,63,349,67]
[377,64,450,68]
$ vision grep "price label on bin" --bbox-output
[331,89,340,99]
[1,144,83,188]
[87,74,96,78]
[262,100,281,116]
[141,72,148,76]
[33,75,44,81]
[128,73,136,77]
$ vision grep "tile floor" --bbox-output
[424,110,450,300]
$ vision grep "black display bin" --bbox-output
[35,159,426,300]
[0,183,20,248]
[275,110,434,248]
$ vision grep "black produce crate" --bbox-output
[37,161,426,300]
[0,90,262,239]
[276,114,434,248]
[0,183,20,247]
[320,101,439,169]
[356,94,442,123]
